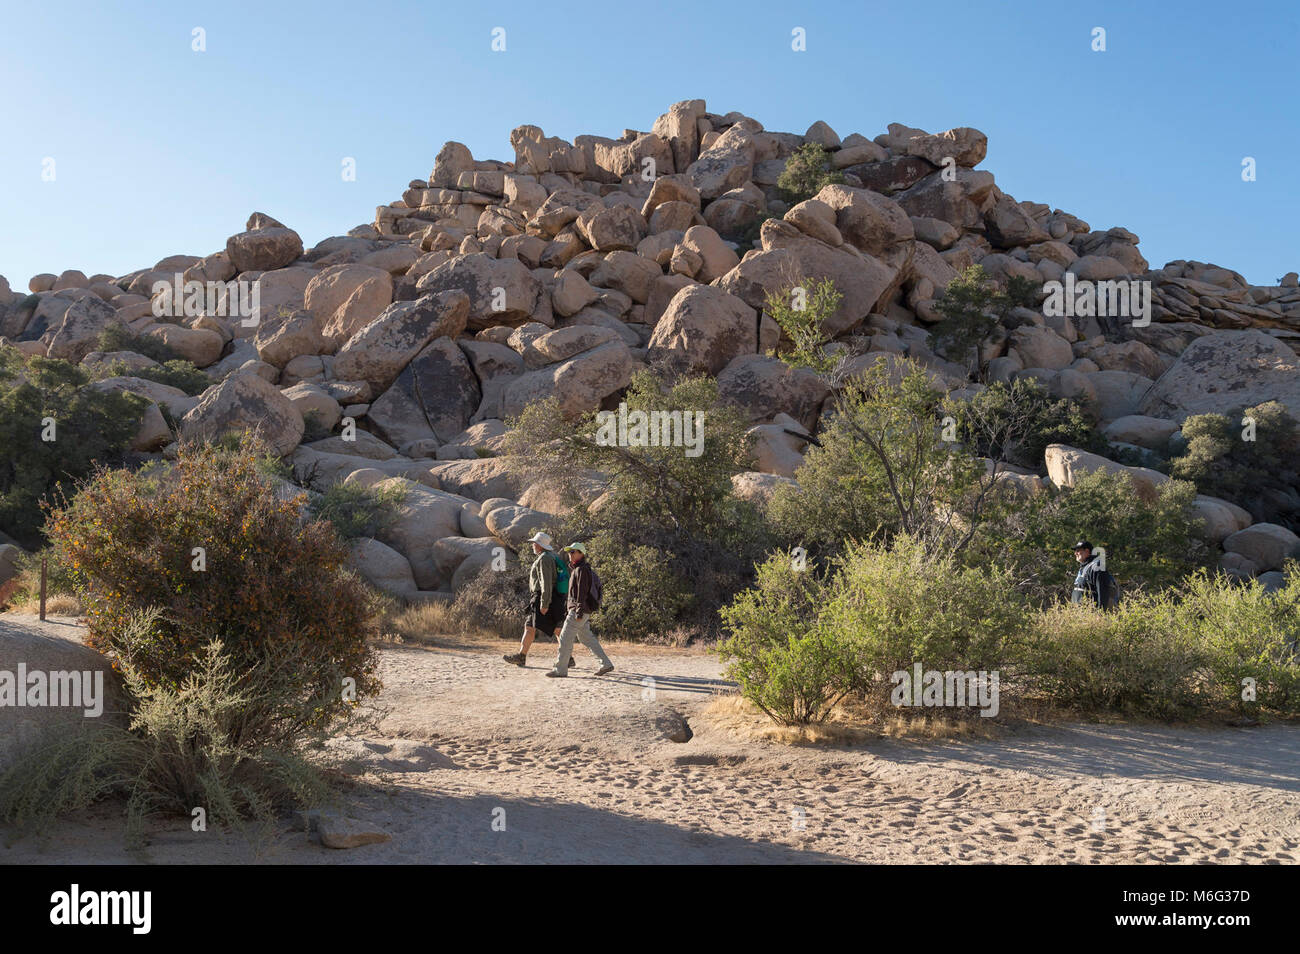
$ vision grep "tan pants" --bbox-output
[553,609,612,675]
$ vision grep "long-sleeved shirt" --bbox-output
[567,560,593,618]
[529,550,557,611]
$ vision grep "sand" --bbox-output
[2,618,1298,864]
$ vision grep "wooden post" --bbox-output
[39,557,47,621]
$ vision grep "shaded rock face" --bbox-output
[1142,331,1300,424]
[501,340,638,420]
[333,291,470,393]
[368,336,482,449]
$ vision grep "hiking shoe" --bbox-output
[545,669,566,678]
[502,653,526,667]
[593,664,614,677]
[569,656,576,668]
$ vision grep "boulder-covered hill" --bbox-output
[2,99,1298,599]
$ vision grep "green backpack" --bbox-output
[550,552,570,596]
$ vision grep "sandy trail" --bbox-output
[3,621,1298,864]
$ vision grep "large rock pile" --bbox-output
[2,100,1297,599]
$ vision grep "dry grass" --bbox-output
[373,599,511,647]
[704,692,1014,746]
[3,591,84,617]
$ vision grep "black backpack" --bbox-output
[1095,566,1121,610]
[585,563,604,613]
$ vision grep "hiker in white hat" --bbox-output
[502,531,574,668]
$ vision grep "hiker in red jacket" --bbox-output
[547,542,614,678]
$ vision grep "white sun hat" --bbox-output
[526,531,554,550]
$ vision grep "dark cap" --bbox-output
[1072,540,1093,551]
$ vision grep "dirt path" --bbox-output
[3,620,1298,864]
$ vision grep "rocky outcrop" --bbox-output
[10,98,1299,604]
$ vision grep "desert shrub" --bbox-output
[1179,567,1300,719]
[505,370,770,640]
[777,143,844,204]
[0,610,345,844]
[767,357,993,559]
[44,437,379,736]
[1023,597,1207,718]
[764,278,843,374]
[448,561,529,639]
[95,324,179,364]
[979,470,1209,603]
[928,266,1038,377]
[0,346,147,548]
[583,534,695,644]
[1170,401,1300,528]
[309,480,406,541]
[821,536,1032,711]
[99,357,211,397]
[946,378,1107,473]
[717,552,854,725]
[719,536,1030,724]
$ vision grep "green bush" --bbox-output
[720,536,1030,724]
[45,436,379,737]
[1024,598,1207,719]
[0,346,147,548]
[821,536,1032,710]
[449,560,528,639]
[777,143,844,204]
[717,552,854,725]
[1022,570,1300,720]
[768,357,987,559]
[583,534,695,644]
[99,357,211,397]
[764,278,843,374]
[95,324,180,364]
[928,266,1038,378]
[946,378,1107,473]
[309,480,406,541]
[1170,401,1300,528]
[1180,567,1300,719]
[981,470,1209,603]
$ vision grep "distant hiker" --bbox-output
[1071,540,1119,610]
[502,532,573,668]
[547,542,614,678]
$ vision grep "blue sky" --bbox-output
[2,0,1296,288]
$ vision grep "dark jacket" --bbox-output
[1072,555,1115,609]
[567,560,594,618]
